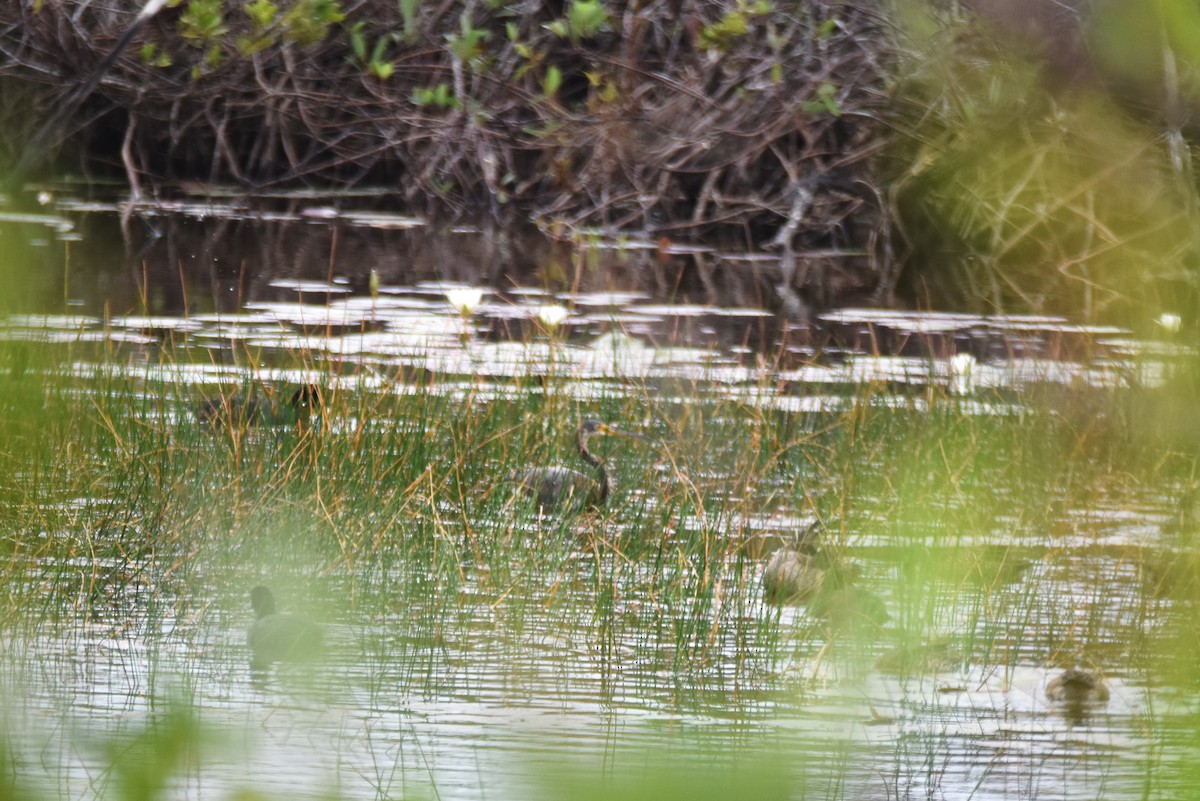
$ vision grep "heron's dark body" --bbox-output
[512,465,608,509]
[512,419,646,510]
[197,385,320,428]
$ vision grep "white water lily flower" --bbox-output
[949,352,975,375]
[1157,312,1182,333]
[536,304,569,330]
[446,287,484,315]
[948,352,975,396]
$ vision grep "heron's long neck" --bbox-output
[595,461,611,504]
[577,431,604,468]
[578,434,611,504]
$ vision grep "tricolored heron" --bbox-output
[511,419,649,509]
[197,385,321,428]
[248,586,322,670]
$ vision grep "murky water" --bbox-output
[0,196,1196,800]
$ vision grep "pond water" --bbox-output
[0,194,1197,800]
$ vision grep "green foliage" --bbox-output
[280,0,345,45]
[446,13,491,69]
[348,22,396,79]
[179,0,228,44]
[584,69,620,105]
[349,21,368,60]
[547,0,610,44]
[398,0,421,43]
[800,81,839,115]
[236,0,278,54]
[698,9,745,51]
[188,43,224,77]
[175,0,346,71]
[138,42,173,68]
[106,703,209,801]
[509,22,549,83]
[368,39,395,79]
[543,65,562,100]
[1094,0,1200,94]
[244,0,278,30]
[888,7,1200,316]
[411,82,459,108]
[697,0,771,52]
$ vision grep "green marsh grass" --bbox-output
[0,327,1198,797]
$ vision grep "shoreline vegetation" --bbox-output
[1,0,1199,319]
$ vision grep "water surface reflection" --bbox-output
[0,200,1194,801]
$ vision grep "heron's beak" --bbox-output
[597,424,651,443]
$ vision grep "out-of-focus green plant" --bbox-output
[536,750,801,801]
[244,0,278,30]
[546,0,610,45]
[176,0,227,74]
[583,69,620,107]
[887,2,1200,322]
[398,0,421,43]
[170,0,347,75]
[508,22,547,82]
[103,703,209,801]
[1093,0,1200,96]
[179,0,228,44]
[412,82,458,108]
[0,734,40,801]
[800,81,839,115]
[446,13,491,71]
[237,0,278,55]
[542,65,562,101]
[697,0,771,52]
[281,0,345,45]
[139,42,173,68]
[348,22,396,79]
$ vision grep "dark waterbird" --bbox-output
[762,546,826,602]
[196,384,321,428]
[511,419,650,509]
[248,586,322,670]
[762,522,889,630]
[763,524,829,604]
[1045,668,1109,705]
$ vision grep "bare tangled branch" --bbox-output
[0,0,892,294]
